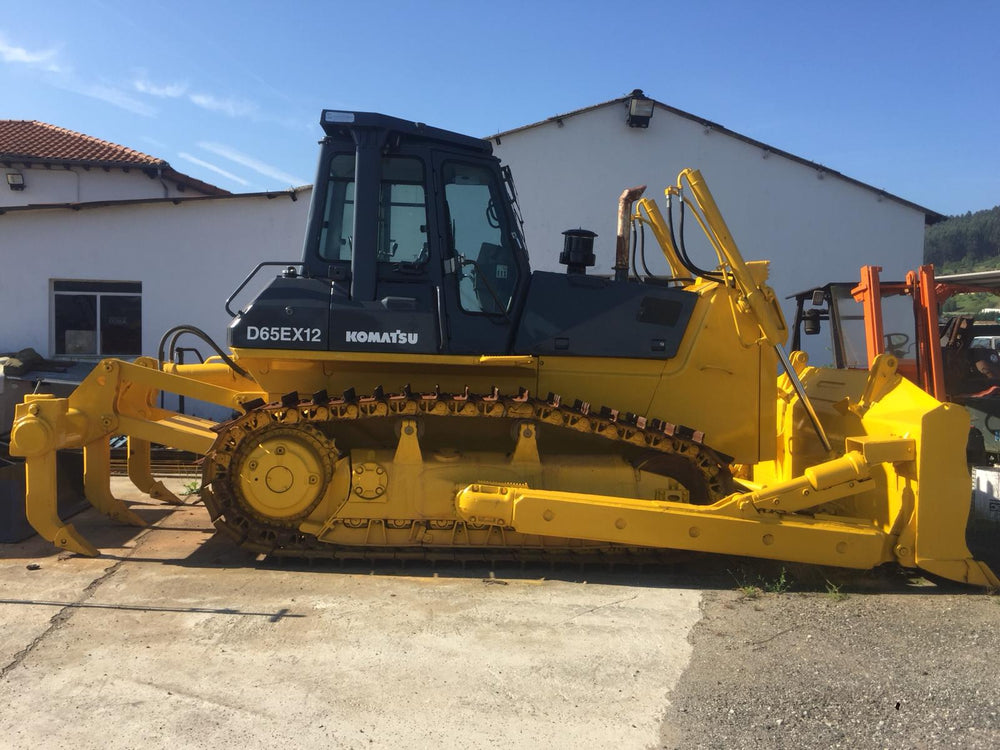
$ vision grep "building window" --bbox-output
[51,280,142,356]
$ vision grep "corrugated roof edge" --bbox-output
[936,270,1000,288]
[487,95,945,225]
[0,186,311,216]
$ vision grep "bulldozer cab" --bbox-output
[228,111,709,367]
[789,271,930,390]
[790,264,1000,464]
[789,282,870,369]
[262,110,531,356]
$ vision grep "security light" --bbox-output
[6,170,25,191]
[625,89,654,128]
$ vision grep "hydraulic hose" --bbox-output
[157,325,251,380]
[631,221,673,284]
[675,195,723,281]
[630,222,640,280]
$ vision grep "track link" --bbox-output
[202,386,736,558]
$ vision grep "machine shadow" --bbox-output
[1,505,175,560]
[141,528,976,596]
[7,500,989,597]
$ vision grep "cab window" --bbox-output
[318,154,355,261]
[378,157,428,266]
[832,285,869,368]
[442,162,518,314]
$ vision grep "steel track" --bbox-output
[202,386,736,558]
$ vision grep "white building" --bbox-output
[0,121,310,366]
[490,91,941,324]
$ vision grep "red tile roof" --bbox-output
[1,120,163,166]
[0,120,228,195]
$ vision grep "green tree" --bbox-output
[925,205,1000,271]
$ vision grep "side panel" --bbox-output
[530,283,772,465]
[514,271,697,359]
[228,277,441,354]
[646,284,771,464]
[229,277,332,350]
[328,282,440,354]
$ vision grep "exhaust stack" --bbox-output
[614,185,647,281]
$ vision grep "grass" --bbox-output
[824,579,849,602]
[730,566,790,598]
[180,479,201,496]
[763,567,790,594]
[737,584,762,599]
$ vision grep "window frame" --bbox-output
[50,279,143,358]
[440,159,520,317]
[316,152,357,263]
[376,156,430,274]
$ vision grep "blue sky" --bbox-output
[2,1,997,215]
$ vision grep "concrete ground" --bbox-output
[1,478,998,749]
[0,478,701,750]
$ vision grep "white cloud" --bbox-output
[0,35,63,72]
[1,34,155,116]
[58,81,157,117]
[177,152,251,187]
[126,65,309,136]
[134,77,187,98]
[46,74,156,117]
[198,141,307,186]
[189,93,257,118]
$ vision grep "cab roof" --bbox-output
[319,110,492,154]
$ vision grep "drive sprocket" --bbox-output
[213,422,334,528]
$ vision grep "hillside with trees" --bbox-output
[924,205,1000,314]
[924,205,1000,273]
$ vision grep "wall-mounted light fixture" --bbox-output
[625,89,654,128]
[5,170,25,191]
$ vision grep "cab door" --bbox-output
[433,155,528,355]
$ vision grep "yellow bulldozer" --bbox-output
[9,111,997,587]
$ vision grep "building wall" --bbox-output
[0,191,311,362]
[492,104,926,330]
[1,164,206,207]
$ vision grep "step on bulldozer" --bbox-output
[9,111,997,587]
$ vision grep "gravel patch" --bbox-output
[661,562,1000,750]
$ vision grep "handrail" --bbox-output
[225,261,305,317]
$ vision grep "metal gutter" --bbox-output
[0,187,311,216]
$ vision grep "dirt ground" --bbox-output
[661,561,1000,750]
